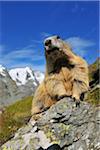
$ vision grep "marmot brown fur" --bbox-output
[31,35,89,115]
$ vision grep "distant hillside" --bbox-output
[87,58,99,105]
[89,57,99,86]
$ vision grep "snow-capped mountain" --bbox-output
[9,67,35,86]
[9,67,43,86]
[0,65,7,77]
[0,65,44,108]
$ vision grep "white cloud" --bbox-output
[0,45,3,52]
[32,40,42,44]
[65,37,95,57]
[8,62,45,72]
[33,64,45,72]
[0,44,45,71]
[1,37,95,71]
[0,49,44,62]
[0,45,5,55]
[41,32,52,38]
[31,33,52,45]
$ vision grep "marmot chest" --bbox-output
[46,67,72,82]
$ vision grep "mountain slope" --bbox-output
[9,67,39,86]
[89,58,99,88]
[0,66,44,108]
[0,65,18,107]
[9,67,44,86]
[86,58,100,105]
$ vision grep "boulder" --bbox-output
[1,97,100,150]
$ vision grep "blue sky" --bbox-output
[0,1,99,71]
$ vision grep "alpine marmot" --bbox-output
[31,35,89,115]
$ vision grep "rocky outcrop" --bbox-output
[1,97,100,150]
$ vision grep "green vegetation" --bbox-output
[86,88,99,106]
[0,96,33,146]
[86,58,100,106]
[89,58,99,82]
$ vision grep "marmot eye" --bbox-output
[56,36,60,39]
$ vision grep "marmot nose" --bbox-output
[45,39,51,46]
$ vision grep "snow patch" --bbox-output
[34,71,44,84]
[0,65,6,76]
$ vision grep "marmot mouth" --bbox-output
[45,46,59,54]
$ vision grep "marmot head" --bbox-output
[44,35,71,58]
[44,36,72,73]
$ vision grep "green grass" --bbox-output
[0,96,33,146]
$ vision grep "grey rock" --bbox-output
[1,98,100,150]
